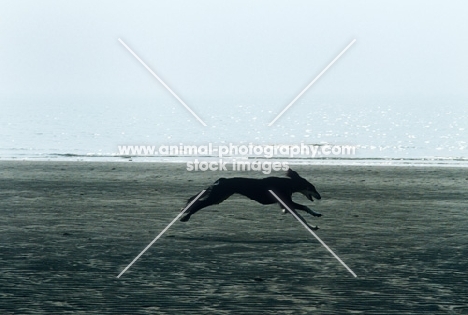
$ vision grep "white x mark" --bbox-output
[119,38,355,128]
[268,39,356,126]
[118,38,207,127]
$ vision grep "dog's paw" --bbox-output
[306,208,322,217]
[281,209,288,215]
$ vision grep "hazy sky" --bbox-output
[2,0,467,101]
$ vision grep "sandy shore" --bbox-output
[1,161,467,314]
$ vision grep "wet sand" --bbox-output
[1,161,467,314]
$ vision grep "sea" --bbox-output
[1,94,467,167]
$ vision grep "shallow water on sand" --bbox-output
[1,95,467,162]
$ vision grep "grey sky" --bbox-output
[2,0,467,101]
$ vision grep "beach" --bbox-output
[1,161,467,314]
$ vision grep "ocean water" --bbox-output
[1,94,467,166]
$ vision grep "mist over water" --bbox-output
[1,94,466,163]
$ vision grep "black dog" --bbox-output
[181,169,322,230]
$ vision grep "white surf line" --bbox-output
[118,38,207,127]
[268,39,356,126]
[268,190,357,278]
[117,190,206,278]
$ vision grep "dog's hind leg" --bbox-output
[185,192,202,205]
[177,192,203,213]
[180,193,232,222]
[180,199,213,222]
[180,182,234,222]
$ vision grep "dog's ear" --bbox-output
[286,168,300,178]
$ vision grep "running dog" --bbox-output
[180,169,322,230]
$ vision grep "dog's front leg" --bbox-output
[305,207,322,217]
[291,202,322,217]
[277,202,319,230]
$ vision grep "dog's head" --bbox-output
[286,168,322,201]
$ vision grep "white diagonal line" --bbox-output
[117,190,206,278]
[269,190,357,278]
[268,39,356,126]
[118,38,207,127]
